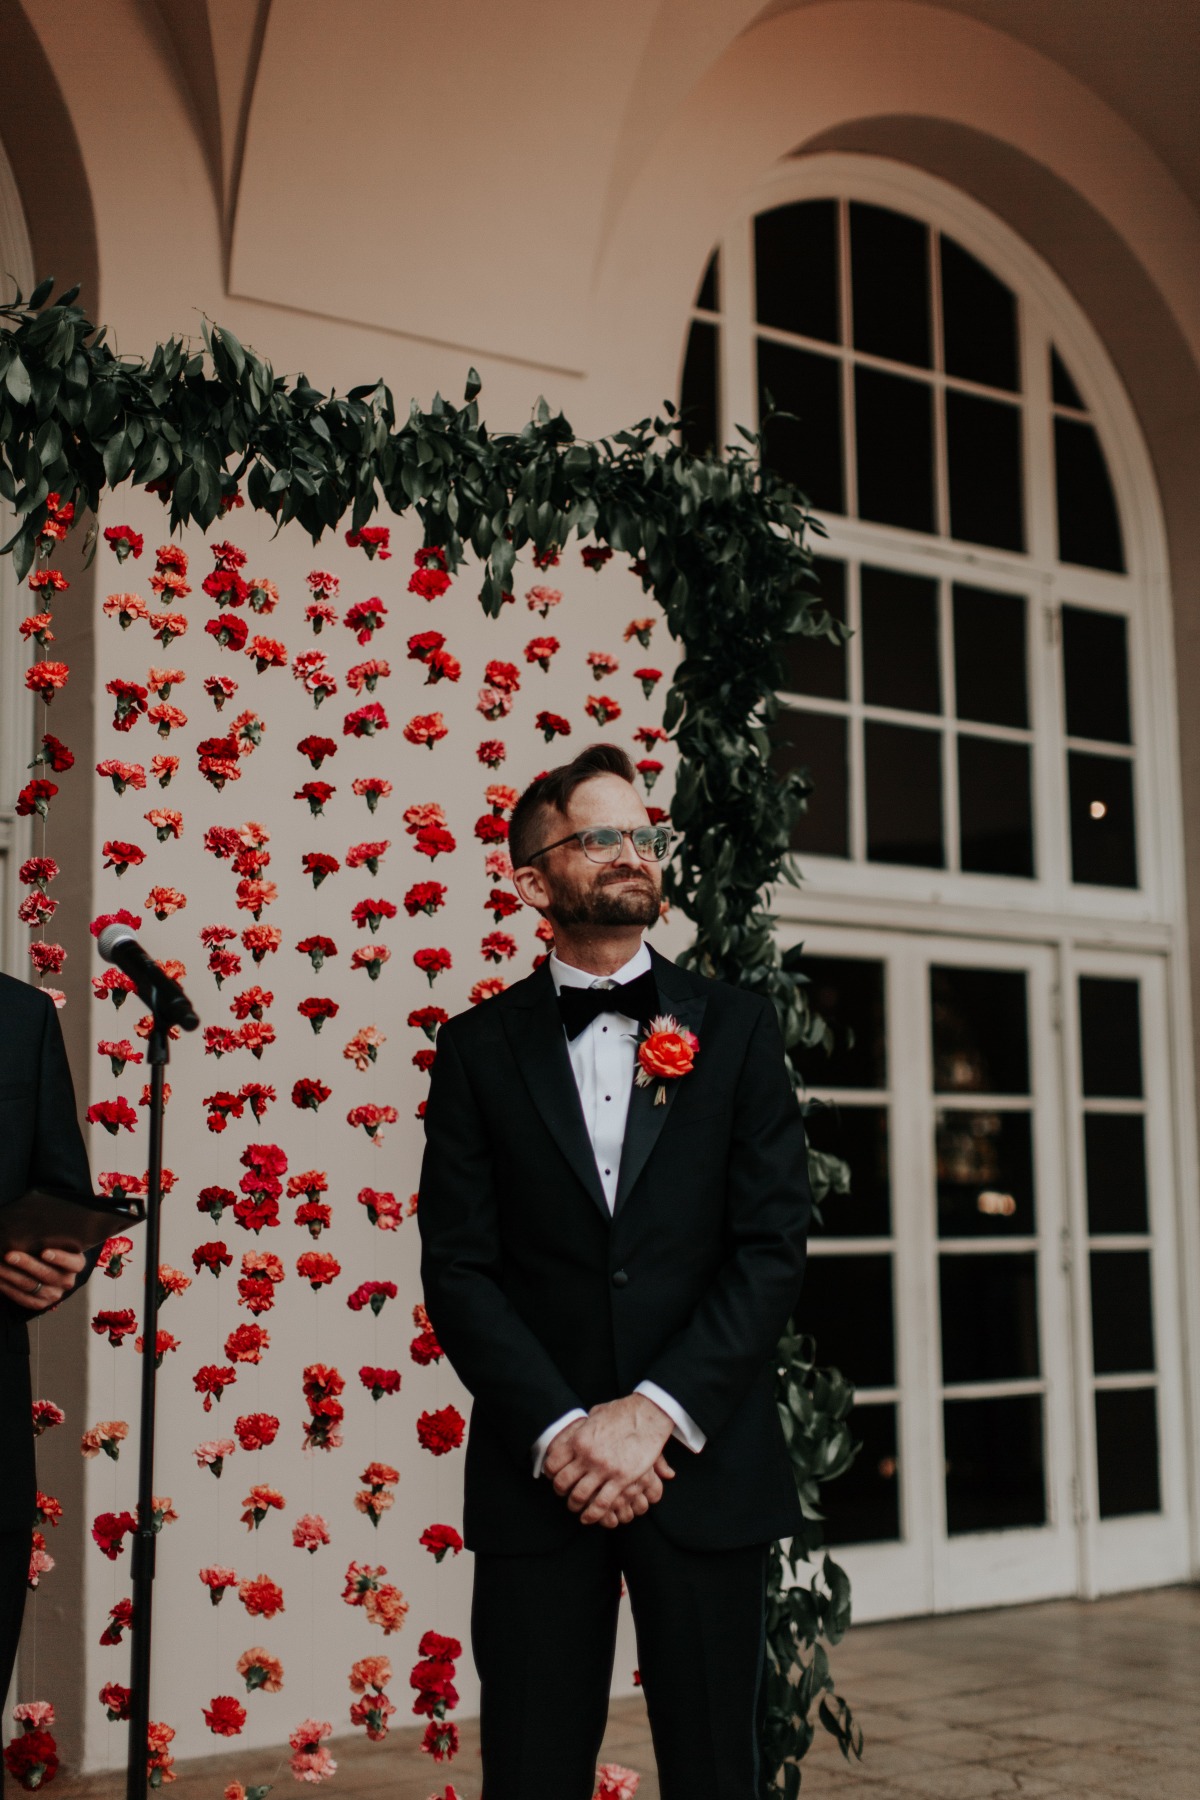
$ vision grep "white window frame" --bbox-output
[697,154,1200,1610]
[697,152,1183,933]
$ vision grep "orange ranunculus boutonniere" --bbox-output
[635,1014,699,1106]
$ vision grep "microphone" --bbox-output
[97,924,200,1031]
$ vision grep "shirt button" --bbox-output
[604,1167,611,1175]
[605,1095,611,1102]
[611,1269,629,1288]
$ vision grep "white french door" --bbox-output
[793,926,1190,1619]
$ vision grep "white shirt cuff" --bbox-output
[635,1381,706,1453]
[531,1408,587,1479]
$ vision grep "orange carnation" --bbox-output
[635,1014,699,1103]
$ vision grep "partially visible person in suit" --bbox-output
[419,743,811,1799]
[0,973,93,1724]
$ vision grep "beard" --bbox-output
[543,864,661,929]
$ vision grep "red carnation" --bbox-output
[92,1510,138,1559]
[194,1364,237,1411]
[16,779,59,819]
[416,1405,465,1456]
[414,947,452,985]
[345,702,389,737]
[295,780,335,816]
[419,1523,463,1562]
[291,1077,331,1113]
[407,1005,448,1041]
[234,1411,279,1451]
[203,1694,246,1737]
[404,881,446,917]
[297,734,337,768]
[359,1366,402,1401]
[346,526,391,560]
[347,1280,397,1317]
[205,612,249,652]
[298,996,339,1033]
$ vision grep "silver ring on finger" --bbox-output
[32,1280,43,1296]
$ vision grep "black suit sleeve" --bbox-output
[638,1000,810,1442]
[31,993,98,1296]
[31,995,93,1201]
[418,1026,586,1456]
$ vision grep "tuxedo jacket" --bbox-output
[0,973,94,1533]
[418,944,811,1554]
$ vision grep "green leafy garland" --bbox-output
[0,280,861,1788]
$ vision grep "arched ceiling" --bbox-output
[759,0,1200,213]
[140,0,1200,372]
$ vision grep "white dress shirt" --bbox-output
[530,940,706,1477]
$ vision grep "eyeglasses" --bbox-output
[527,825,676,865]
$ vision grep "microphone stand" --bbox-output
[125,1005,170,1800]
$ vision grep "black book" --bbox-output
[0,1187,145,1255]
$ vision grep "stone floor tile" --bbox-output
[888,1763,1068,1797]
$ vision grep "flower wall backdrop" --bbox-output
[16,498,673,1785]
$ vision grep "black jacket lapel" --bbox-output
[613,951,707,1215]
[499,964,611,1223]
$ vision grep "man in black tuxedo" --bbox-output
[419,744,812,1798]
[0,974,92,1718]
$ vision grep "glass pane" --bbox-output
[946,391,1025,552]
[800,1251,894,1387]
[680,319,719,457]
[1061,605,1131,745]
[861,565,940,714]
[944,1394,1046,1534]
[953,585,1028,729]
[1084,1113,1149,1235]
[695,249,719,313]
[1078,976,1143,1099]
[822,1402,901,1546]
[936,1109,1035,1237]
[773,711,849,859]
[1095,1388,1161,1518]
[865,721,943,868]
[1051,347,1085,411]
[940,237,1019,392]
[794,956,886,1090]
[1068,751,1138,889]
[931,965,1030,1094]
[758,339,844,513]
[780,556,847,700]
[1055,416,1125,573]
[805,1104,891,1236]
[849,202,931,368]
[855,367,935,533]
[755,199,839,343]
[1090,1249,1155,1375]
[957,736,1035,878]
[940,1252,1040,1383]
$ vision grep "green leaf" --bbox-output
[5,356,30,405]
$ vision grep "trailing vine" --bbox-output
[0,280,861,1788]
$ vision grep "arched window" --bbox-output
[681,158,1153,915]
[680,159,1192,1618]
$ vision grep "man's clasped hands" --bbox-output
[543,1392,676,1529]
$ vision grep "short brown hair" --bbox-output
[509,743,636,869]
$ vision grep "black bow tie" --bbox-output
[556,968,658,1041]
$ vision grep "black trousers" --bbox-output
[472,1514,767,1800]
[0,1531,29,1795]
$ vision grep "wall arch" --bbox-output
[0,6,99,1761]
